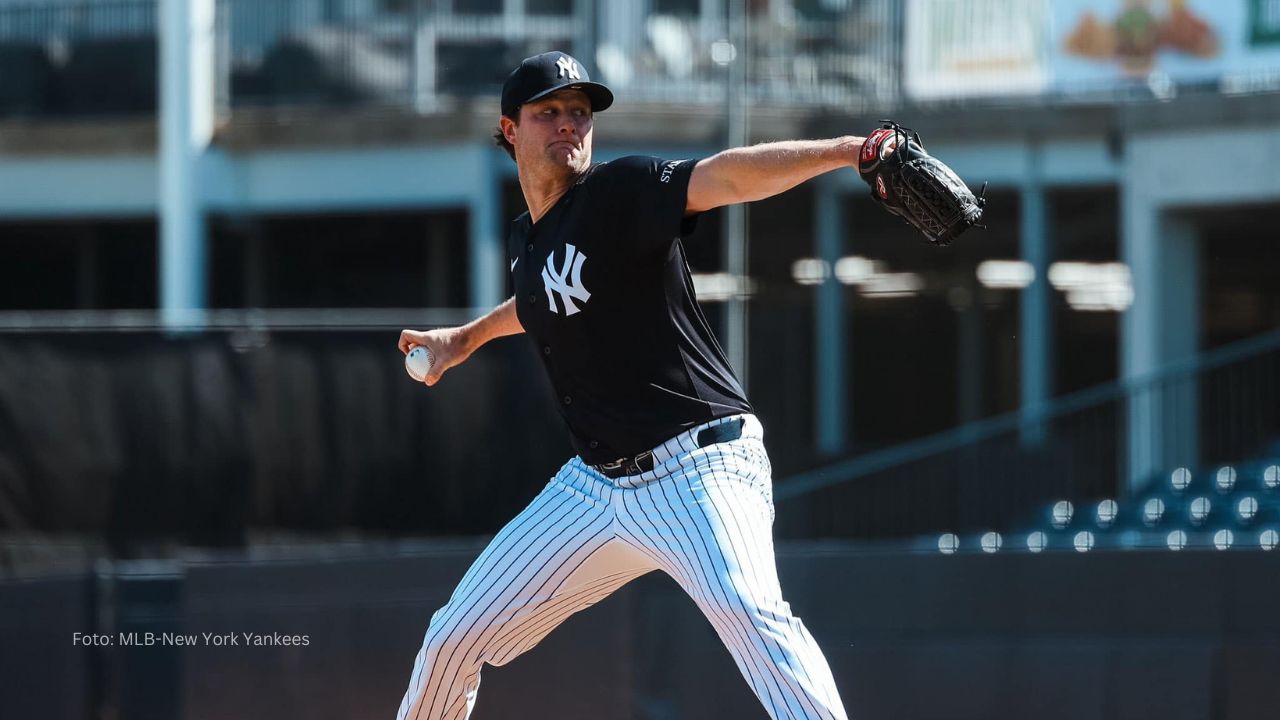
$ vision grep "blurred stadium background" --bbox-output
[1,0,1279,718]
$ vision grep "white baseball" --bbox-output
[405,346,435,383]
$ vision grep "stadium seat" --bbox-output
[955,456,1280,553]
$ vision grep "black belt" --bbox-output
[592,418,745,479]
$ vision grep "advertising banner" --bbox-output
[904,0,1051,101]
[904,0,1280,99]
[1051,0,1280,90]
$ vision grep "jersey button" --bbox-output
[527,243,534,251]
[562,395,572,405]
[589,440,599,449]
[527,294,536,304]
[543,346,551,355]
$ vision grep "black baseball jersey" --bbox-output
[508,155,752,465]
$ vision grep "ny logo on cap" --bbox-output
[555,55,580,80]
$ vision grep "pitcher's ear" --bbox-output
[500,115,519,144]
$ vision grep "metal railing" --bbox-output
[3,0,1278,120]
[218,0,589,111]
[0,0,154,41]
[774,328,1280,541]
[212,0,900,110]
[588,0,900,109]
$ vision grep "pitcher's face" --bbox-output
[504,89,594,175]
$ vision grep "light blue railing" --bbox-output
[774,327,1280,541]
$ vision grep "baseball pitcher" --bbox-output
[395,51,981,720]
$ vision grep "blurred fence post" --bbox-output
[1019,144,1051,446]
[213,0,231,119]
[114,563,185,720]
[412,0,436,113]
[1158,217,1201,472]
[160,0,216,330]
[469,146,504,313]
[723,0,749,390]
[572,0,595,75]
[815,175,847,457]
[1123,205,1201,490]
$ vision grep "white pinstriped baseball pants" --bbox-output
[395,414,848,720]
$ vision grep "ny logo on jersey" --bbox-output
[542,244,591,316]
[555,55,580,80]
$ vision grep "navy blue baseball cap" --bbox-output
[500,51,614,117]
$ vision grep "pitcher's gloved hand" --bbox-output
[858,121,987,246]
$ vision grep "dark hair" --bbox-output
[493,112,518,162]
